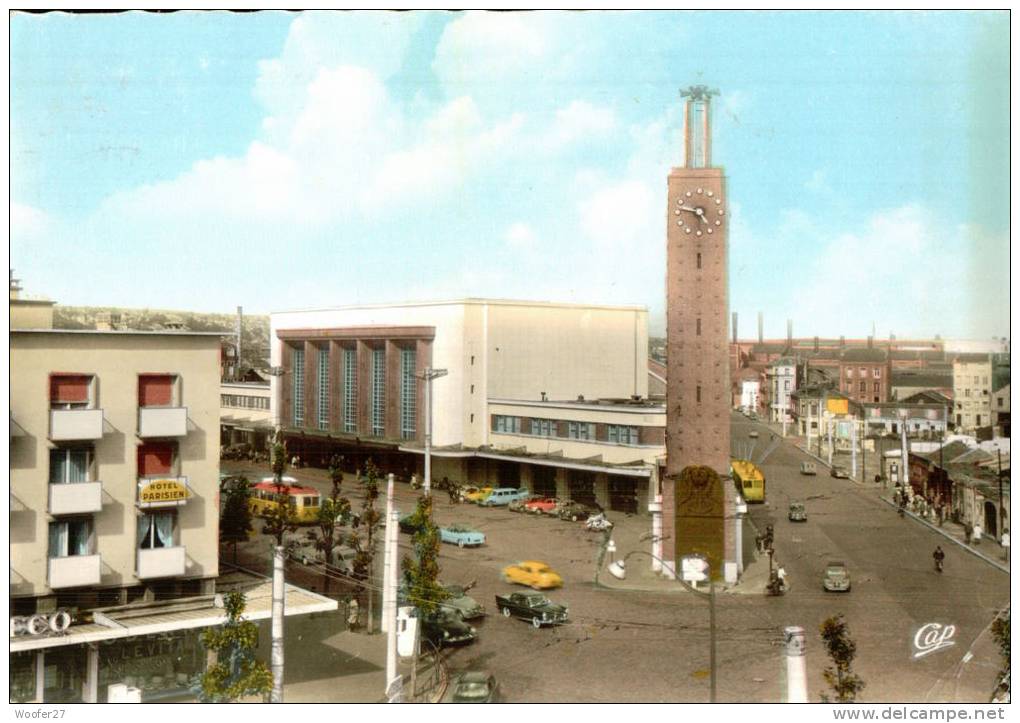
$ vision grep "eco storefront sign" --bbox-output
[138,478,191,507]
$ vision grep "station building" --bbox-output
[270,298,664,514]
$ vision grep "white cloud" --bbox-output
[789,204,1008,338]
[543,100,617,150]
[504,222,536,251]
[11,202,51,238]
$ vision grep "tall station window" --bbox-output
[371,347,386,436]
[343,347,357,433]
[400,348,416,440]
[317,347,330,430]
[292,347,305,427]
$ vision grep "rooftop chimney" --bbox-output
[813,336,819,352]
[758,312,764,344]
[867,336,873,348]
[787,319,793,347]
[839,335,845,348]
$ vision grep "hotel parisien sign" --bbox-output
[138,477,191,508]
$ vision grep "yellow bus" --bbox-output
[249,477,321,524]
[732,460,766,503]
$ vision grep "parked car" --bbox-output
[441,584,485,620]
[800,461,817,476]
[508,498,530,513]
[502,560,563,590]
[440,525,486,548]
[788,502,807,522]
[557,500,599,522]
[524,497,561,515]
[830,465,850,479]
[823,561,851,592]
[495,591,569,628]
[463,486,495,504]
[442,672,498,703]
[398,514,422,534]
[420,608,477,648]
[481,488,532,507]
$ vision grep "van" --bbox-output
[480,488,530,507]
[800,462,817,476]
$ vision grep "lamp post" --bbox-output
[735,495,747,574]
[416,368,448,498]
[607,550,717,703]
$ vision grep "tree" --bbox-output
[220,476,254,563]
[401,494,449,616]
[991,607,1010,700]
[819,614,866,702]
[194,590,272,702]
[348,460,383,629]
[316,456,352,593]
[262,442,297,546]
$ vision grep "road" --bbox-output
[222,414,1009,703]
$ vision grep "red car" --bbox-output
[524,497,560,515]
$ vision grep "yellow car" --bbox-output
[502,561,563,590]
[463,486,494,504]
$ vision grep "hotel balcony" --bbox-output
[137,546,187,579]
[48,481,104,516]
[137,406,189,438]
[48,554,102,589]
[49,408,104,441]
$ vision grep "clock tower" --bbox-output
[663,85,734,581]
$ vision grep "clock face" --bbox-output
[674,187,724,237]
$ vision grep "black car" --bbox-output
[399,514,422,534]
[495,591,569,628]
[557,500,600,522]
[420,608,477,648]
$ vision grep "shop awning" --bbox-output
[10,580,337,653]
[397,443,653,477]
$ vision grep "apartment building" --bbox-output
[10,288,335,703]
[838,347,892,404]
[953,354,993,434]
[270,298,662,514]
[220,380,272,453]
[767,356,797,424]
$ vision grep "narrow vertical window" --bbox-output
[343,347,357,433]
[292,347,305,427]
[696,385,702,403]
[400,348,416,440]
[696,318,702,336]
[371,347,386,436]
[317,347,329,430]
[697,253,702,269]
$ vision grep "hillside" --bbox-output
[53,306,270,372]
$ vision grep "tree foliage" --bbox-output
[317,456,352,558]
[401,494,449,616]
[194,591,272,703]
[262,443,297,546]
[219,476,254,562]
[991,607,1010,689]
[819,614,866,702]
[347,460,382,579]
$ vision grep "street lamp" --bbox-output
[607,550,717,703]
[416,368,448,497]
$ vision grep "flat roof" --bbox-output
[489,397,665,414]
[272,297,648,315]
[13,328,227,337]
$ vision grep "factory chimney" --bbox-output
[758,312,764,344]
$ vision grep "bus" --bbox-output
[249,477,321,524]
[732,460,766,503]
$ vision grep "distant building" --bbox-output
[992,383,1010,438]
[220,380,273,453]
[943,338,1010,355]
[767,356,798,424]
[891,370,954,401]
[838,347,892,404]
[861,402,948,439]
[952,354,993,434]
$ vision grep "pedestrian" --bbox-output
[347,597,360,629]
[972,522,983,545]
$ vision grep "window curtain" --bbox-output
[49,522,67,558]
[48,450,65,485]
[69,520,90,556]
[69,449,87,483]
[138,514,153,550]
[155,513,174,548]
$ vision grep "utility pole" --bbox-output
[271,542,285,702]
[417,368,448,498]
[784,626,808,703]
[861,417,867,483]
[997,449,1004,536]
[850,418,857,479]
[827,418,833,467]
[385,510,399,699]
[382,473,395,634]
[900,423,909,497]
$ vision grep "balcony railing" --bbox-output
[137,546,187,579]
[49,408,104,441]
[138,407,188,438]
[48,481,103,515]
[48,554,102,589]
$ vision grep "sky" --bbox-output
[9,10,1011,340]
